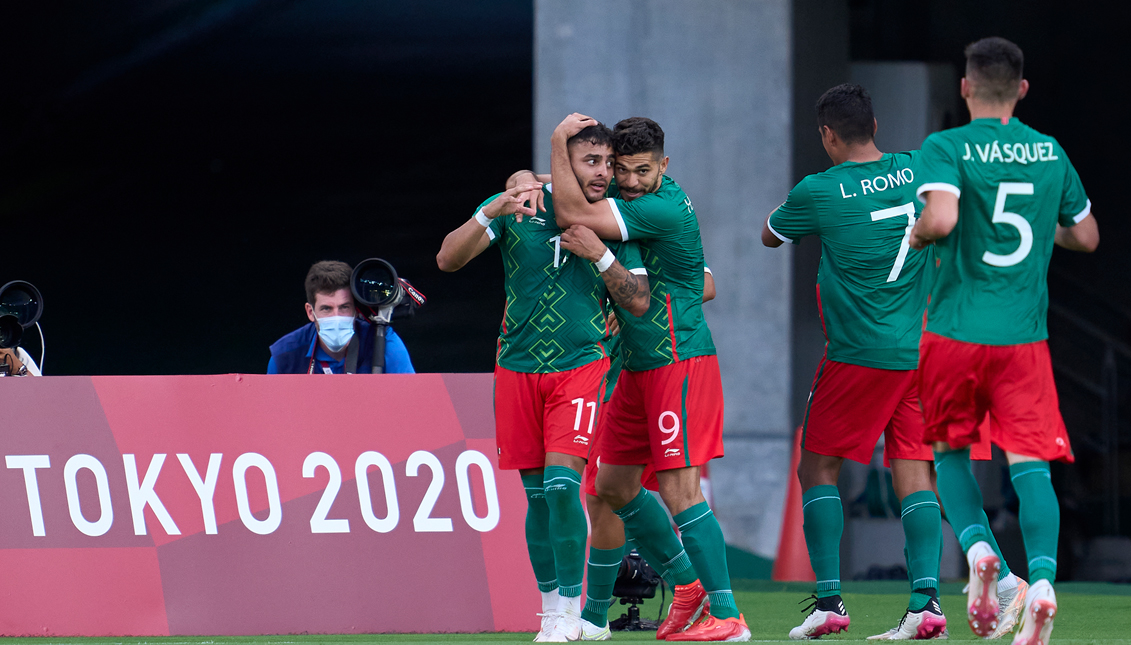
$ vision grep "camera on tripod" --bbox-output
[350,259,425,374]
[610,549,663,631]
[1,280,44,376]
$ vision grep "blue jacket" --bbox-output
[267,320,414,374]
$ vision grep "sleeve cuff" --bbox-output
[485,226,496,241]
[766,219,792,244]
[704,266,712,274]
[629,268,648,275]
[916,182,961,203]
[606,198,630,242]
[1072,199,1092,224]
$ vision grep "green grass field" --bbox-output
[3,581,1128,645]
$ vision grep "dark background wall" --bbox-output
[2,0,1126,379]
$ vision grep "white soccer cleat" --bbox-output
[579,618,611,641]
[535,611,563,642]
[966,542,1001,637]
[867,596,947,640]
[990,577,1029,639]
[544,609,581,642]
[790,595,851,640]
[1011,580,1056,645]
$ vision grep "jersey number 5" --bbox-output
[983,182,1034,267]
[870,202,917,282]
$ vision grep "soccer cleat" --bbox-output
[580,618,611,641]
[866,595,947,640]
[667,613,751,642]
[656,579,710,639]
[790,595,851,640]
[1010,581,1055,645]
[967,550,1002,637]
[534,611,563,642]
[990,578,1029,639]
[545,610,582,642]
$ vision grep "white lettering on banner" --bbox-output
[6,454,51,536]
[177,453,222,534]
[232,452,282,535]
[303,452,350,533]
[455,450,500,532]
[64,454,114,537]
[406,450,454,532]
[356,451,399,533]
[123,454,181,536]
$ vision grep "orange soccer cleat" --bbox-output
[656,579,710,639]
[666,613,751,642]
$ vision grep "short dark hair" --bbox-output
[612,117,664,157]
[816,84,875,145]
[305,260,352,306]
[568,123,614,150]
[964,37,1024,103]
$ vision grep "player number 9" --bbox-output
[659,411,681,445]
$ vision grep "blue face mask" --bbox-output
[316,316,355,353]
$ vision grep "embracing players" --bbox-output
[763,84,946,640]
[910,37,1099,645]
[437,122,650,642]
[550,114,749,642]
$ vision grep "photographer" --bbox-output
[268,260,414,375]
[0,346,40,376]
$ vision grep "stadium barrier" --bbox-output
[0,374,539,636]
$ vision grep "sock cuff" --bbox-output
[911,576,940,591]
[1009,461,1051,481]
[543,465,582,485]
[933,448,971,468]
[802,484,840,504]
[613,488,652,521]
[558,582,582,598]
[816,579,841,593]
[521,472,545,496]
[707,591,737,609]
[537,579,559,593]
[663,550,693,576]
[674,502,714,531]
[588,546,626,566]
[900,490,941,517]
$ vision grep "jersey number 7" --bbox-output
[871,202,917,282]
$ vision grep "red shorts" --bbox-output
[493,358,610,470]
[596,355,725,471]
[918,332,1073,463]
[584,403,659,496]
[802,357,933,466]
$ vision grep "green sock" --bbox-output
[581,545,624,627]
[627,533,672,586]
[901,490,942,607]
[1010,461,1059,584]
[934,450,1012,580]
[909,588,937,612]
[543,465,586,598]
[613,489,696,586]
[522,472,558,592]
[674,502,739,620]
[802,485,842,598]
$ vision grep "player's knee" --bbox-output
[595,479,636,509]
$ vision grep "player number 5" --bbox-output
[870,202,917,282]
[983,182,1034,267]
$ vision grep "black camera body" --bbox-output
[612,550,661,600]
[349,259,425,374]
[0,281,43,350]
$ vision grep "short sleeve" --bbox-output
[474,194,506,245]
[607,193,686,241]
[768,179,818,244]
[1057,151,1091,227]
[383,328,416,374]
[915,133,962,202]
[612,240,645,273]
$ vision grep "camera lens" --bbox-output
[0,281,43,328]
[352,259,402,307]
[0,314,21,349]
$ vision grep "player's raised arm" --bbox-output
[560,224,649,316]
[436,182,541,272]
[910,190,959,250]
[550,114,624,240]
[1055,212,1100,252]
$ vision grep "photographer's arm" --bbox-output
[437,182,541,272]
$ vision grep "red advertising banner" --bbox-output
[0,374,538,637]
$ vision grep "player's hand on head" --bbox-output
[486,182,542,222]
[559,224,607,262]
[554,113,597,139]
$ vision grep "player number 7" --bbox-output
[870,202,917,282]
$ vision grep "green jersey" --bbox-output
[916,118,1091,345]
[770,152,932,370]
[482,186,644,373]
[606,176,715,371]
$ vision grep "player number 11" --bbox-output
[870,202,917,282]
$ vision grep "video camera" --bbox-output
[610,549,663,632]
[1,280,44,377]
[350,258,425,374]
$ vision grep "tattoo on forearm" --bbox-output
[604,263,643,308]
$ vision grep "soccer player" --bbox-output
[909,37,1099,645]
[436,123,651,642]
[762,84,946,640]
[549,114,749,642]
